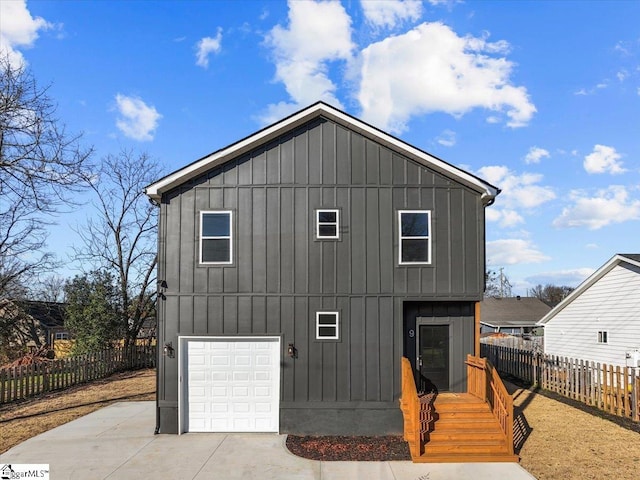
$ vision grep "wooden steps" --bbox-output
[413,393,518,463]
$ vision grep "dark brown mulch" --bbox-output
[285,435,412,461]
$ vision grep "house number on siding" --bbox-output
[408,329,415,338]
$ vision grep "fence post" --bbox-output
[633,369,639,422]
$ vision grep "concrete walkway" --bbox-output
[1,402,536,479]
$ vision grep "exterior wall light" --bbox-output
[163,342,175,358]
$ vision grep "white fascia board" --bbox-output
[536,254,640,325]
[145,102,499,202]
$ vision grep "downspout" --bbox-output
[149,195,162,435]
[154,340,160,435]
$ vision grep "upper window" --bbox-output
[598,331,608,344]
[200,211,232,264]
[316,312,339,340]
[316,209,340,240]
[55,332,69,340]
[398,210,431,264]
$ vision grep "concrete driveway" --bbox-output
[0,402,536,479]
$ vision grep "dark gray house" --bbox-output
[145,102,499,435]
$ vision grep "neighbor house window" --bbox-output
[598,331,608,344]
[398,210,431,264]
[316,312,339,340]
[200,211,232,264]
[316,209,340,239]
[55,332,69,340]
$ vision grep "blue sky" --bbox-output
[2,0,639,295]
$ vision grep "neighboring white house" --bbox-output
[538,254,640,367]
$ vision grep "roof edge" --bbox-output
[537,254,640,325]
[145,102,499,202]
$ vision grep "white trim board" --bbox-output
[146,102,499,203]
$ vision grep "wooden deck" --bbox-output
[400,356,519,463]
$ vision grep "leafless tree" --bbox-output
[0,55,93,298]
[529,284,574,306]
[485,268,512,298]
[32,274,66,303]
[73,150,160,348]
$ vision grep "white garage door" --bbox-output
[183,337,280,433]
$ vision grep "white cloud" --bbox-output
[360,0,422,29]
[0,0,52,66]
[553,185,640,230]
[487,209,525,228]
[617,69,629,82]
[583,144,625,174]
[525,268,595,288]
[195,28,223,68]
[436,129,456,147]
[114,94,162,141]
[524,146,550,164]
[477,165,555,209]
[487,238,549,265]
[575,81,611,96]
[262,0,354,124]
[357,22,535,133]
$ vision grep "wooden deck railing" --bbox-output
[400,357,434,458]
[466,354,514,456]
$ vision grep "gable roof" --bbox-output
[0,299,66,328]
[537,254,640,325]
[145,101,500,203]
[480,297,551,328]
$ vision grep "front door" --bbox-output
[417,323,451,393]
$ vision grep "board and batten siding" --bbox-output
[544,262,640,366]
[156,117,486,433]
[161,119,485,298]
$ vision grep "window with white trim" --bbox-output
[55,332,69,340]
[398,210,431,264]
[316,312,339,339]
[316,209,340,239]
[200,211,232,264]
[597,331,608,344]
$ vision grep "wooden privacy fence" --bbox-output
[481,344,640,422]
[0,345,156,405]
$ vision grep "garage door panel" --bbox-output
[233,371,250,381]
[184,338,280,433]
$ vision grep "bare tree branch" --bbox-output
[72,149,160,348]
[0,54,93,298]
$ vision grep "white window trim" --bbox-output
[316,311,339,340]
[55,332,69,340]
[316,209,340,240]
[398,210,432,265]
[200,210,233,265]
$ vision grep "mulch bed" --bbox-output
[285,435,411,461]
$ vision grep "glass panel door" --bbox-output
[417,324,450,393]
